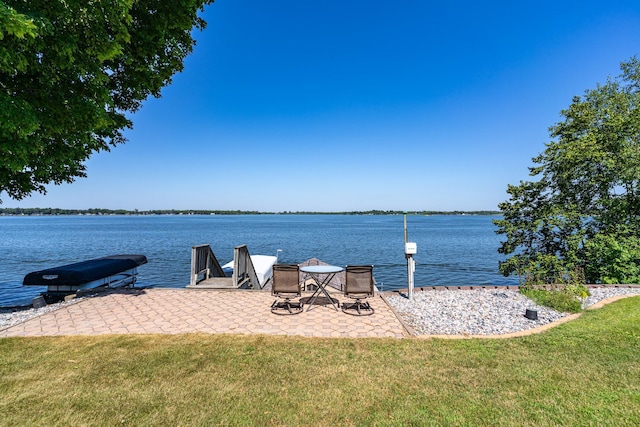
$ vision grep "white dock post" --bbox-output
[403,212,417,301]
[407,256,415,300]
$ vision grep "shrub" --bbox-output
[520,287,587,313]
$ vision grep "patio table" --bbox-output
[299,265,343,311]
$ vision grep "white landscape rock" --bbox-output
[385,287,640,336]
[0,298,84,330]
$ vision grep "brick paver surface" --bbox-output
[0,288,408,338]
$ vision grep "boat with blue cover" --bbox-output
[23,254,147,300]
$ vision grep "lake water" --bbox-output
[0,214,517,306]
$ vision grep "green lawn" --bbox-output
[1,297,639,426]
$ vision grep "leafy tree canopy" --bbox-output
[495,57,640,285]
[0,0,214,203]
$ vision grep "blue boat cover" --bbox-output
[23,254,147,287]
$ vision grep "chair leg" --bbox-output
[341,299,375,316]
[271,298,303,315]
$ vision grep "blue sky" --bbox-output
[4,0,640,211]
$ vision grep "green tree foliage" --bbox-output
[495,57,640,285]
[0,0,213,202]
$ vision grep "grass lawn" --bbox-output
[1,297,639,426]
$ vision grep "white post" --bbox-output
[407,254,414,301]
[403,212,417,301]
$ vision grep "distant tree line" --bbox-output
[0,208,261,216]
[0,208,502,216]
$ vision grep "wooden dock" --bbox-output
[187,258,375,293]
[188,277,235,289]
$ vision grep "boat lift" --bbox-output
[23,254,148,302]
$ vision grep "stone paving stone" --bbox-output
[0,288,409,338]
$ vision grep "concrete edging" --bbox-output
[378,293,416,337]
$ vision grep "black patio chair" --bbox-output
[270,264,303,315]
[341,265,375,316]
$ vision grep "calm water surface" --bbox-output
[0,214,517,306]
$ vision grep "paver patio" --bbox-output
[0,288,409,338]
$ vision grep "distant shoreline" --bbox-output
[0,208,502,216]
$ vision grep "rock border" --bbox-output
[380,293,637,339]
